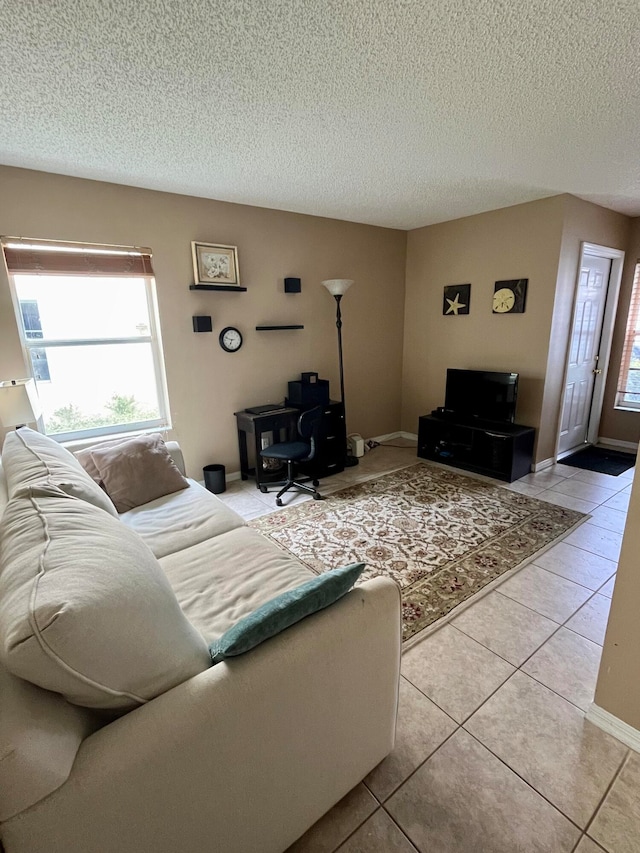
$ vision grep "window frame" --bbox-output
[615,261,640,412]
[7,263,171,444]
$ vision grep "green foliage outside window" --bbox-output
[46,395,158,434]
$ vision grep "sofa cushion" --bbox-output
[75,436,186,483]
[75,435,137,483]
[209,563,365,663]
[2,428,117,517]
[0,482,211,710]
[120,479,245,559]
[159,526,318,637]
[0,660,100,821]
[90,433,188,513]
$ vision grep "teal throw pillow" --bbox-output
[209,563,365,664]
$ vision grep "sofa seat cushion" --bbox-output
[2,428,117,517]
[119,479,245,559]
[0,483,211,710]
[159,526,315,638]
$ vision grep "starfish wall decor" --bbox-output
[443,283,471,315]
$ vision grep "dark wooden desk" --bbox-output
[234,407,299,489]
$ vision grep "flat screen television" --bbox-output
[444,369,519,424]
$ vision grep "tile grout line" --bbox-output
[450,585,608,714]
[378,806,423,853]
[363,725,461,807]
[461,726,591,836]
[331,798,423,853]
[582,748,631,842]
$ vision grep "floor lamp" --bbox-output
[321,279,359,467]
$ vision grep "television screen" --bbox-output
[444,369,519,424]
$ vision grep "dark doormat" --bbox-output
[561,445,636,476]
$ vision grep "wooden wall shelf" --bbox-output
[255,325,304,331]
[189,284,248,292]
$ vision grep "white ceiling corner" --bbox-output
[1,0,639,230]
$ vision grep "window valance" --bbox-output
[2,238,154,277]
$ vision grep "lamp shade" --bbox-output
[0,379,42,427]
[321,279,354,297]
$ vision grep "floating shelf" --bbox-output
[255,325,304,331]
[189,284,248,292]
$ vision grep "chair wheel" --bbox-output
[312,480,319,487]
[259,486,267,493]
[313,493,323,500]
[276,498,283,507]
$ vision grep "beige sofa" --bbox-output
[0,428,401,853]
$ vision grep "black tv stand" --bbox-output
[418,414,535,483]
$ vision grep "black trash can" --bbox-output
[203,464,226,494]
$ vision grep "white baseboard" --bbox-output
[368,430,402,443]
[219,432,418,487]
[587,703,640,753]
[368,430,417,444]
[532,457,556,472]
[597,437,639,452]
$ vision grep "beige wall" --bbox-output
[599,217,640,444]
[594,466,640,730]
[538,196,630,461]
[401,196,566,460]
[0,167,406,478]
[402,195,633,464]
[593,215,640,734]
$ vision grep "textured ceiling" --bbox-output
[1,0,639,230]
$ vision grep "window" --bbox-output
[616,261,640,410]
[3,238,170,442]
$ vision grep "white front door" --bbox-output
[558,253,612,456]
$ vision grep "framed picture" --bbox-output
[191,242,240,286]
[443,283,470,315]
[492,279,528,314]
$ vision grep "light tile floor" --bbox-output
[215,441,639,852]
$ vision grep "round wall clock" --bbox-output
[219,326,243,352]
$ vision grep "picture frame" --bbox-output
[492,278,528,314]
[443,283,471,315]
[191,242,241,287]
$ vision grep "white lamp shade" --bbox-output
[321,279,354,297]
[0,379,42,427]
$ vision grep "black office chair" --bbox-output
[259,406,324,506]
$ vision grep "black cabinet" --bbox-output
[417,414,535,482]
[288,400,346,479]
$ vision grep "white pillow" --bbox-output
[2,428,117,517]
[0,483,210,710]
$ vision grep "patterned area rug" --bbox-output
[250,463,586,644]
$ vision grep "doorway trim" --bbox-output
[555,242,625,460]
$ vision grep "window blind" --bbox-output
[617,261,640,400]
[2,238,154,277]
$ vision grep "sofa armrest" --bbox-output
[3,577,401,853]
[164,440,185,476]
